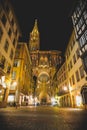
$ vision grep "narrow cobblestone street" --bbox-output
[0,106,87,130]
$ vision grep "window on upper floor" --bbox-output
[76,7,81,18]
[17,44,21,49]
[15,29,18,37]
[70,60,72,69]
[1,14,7,26]
[83,55,87,71]
[8,28,12,37]
[0,56,5,69]
[75,70,80,82]
[83,11,87,21]
[11,18,14,26]
[76,49,80,60]
[76,24,79,32]
[72,38,75,47]
[85,30,87,41]
[15,51,20,58]
[4,40,9,53]
[78,17,84,29]
[13,38,16,47]
[0,26,3,42]
[72,75,75,85]
[78,29,82,35]
[80,1,85,11]
[73,54,76,64]
[68,48,70,56]
[68,64,70,71]
[7,64,11,74]
[69,78,72,86]
[10,49,13,60]
[79,34,86,47]
[79,65,85,79]
[13,60,20,67]
[82,23,86,31]
[11,71,16,79]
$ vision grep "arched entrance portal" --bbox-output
[39,91,49,104]
[38,72,50,104]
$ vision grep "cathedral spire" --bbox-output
[34,19,38,28]
[29,19,40,51]
[32,19,39,34]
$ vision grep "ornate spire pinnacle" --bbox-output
[29,19,40,51]
[32,19,39,34]
[35,19,37,26]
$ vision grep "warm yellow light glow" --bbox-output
[2,82,6,88]
[37,85,39,88]
[76,95,82,106]
[28,95,34,104]
[12,81,17,87]
[0,90,2,93]
[1,76,5,82]
[51,97,55,102]
[63,86,67,91]
[8,95,15,102]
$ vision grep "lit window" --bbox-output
[79,35,86,47]
[12,71,16,79]
[8,95,15,102]
[13,60,19,67]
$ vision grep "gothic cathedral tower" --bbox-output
[29,19,40,51]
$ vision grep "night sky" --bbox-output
[11,0,76,54]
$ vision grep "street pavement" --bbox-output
[0,106,87,130]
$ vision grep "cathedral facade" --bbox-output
[29,19,62,104]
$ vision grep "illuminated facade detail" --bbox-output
[29,19,40,51]
[29,20,62,104]
[71,0,87,106]
[38,72,50,83]
[8,42,32,106]
[57,30,87,108]
[71,0,87,72]
[0,0,21,107]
